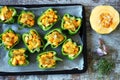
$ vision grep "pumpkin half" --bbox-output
[90,5,120,34]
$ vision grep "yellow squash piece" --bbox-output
[90,5,120,34]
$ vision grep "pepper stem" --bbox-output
[55,57,63,61]
[43,42,49,50]
[36,48,40,52]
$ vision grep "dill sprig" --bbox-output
[96,58,115,75]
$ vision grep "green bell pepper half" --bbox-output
[37,8,59,31]
[0,6,17,23]
[0,28,20,50]
[61,38,83,60]
[22,29,44,53]
[8,48,29,66]
[37,51,62,69]
[43,28,66,50]
[18,11,35,28]
[61,14,82,35]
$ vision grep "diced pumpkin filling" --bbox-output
[63,16,80,32]
[11,49,26,66]
[39,52,56,68]
[24,31,41,50]
[47,31,64,46]
[0,6,13,21]
[19,13,34,27]
[2,31,19,49]
[63,41,79,57]
[40,9,58,27]
[99,13,113,28]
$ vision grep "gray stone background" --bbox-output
[0,0,120,80]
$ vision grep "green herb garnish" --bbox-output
[96,58,115,75]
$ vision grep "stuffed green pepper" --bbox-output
[44,28,66,50]
[61,14,82,35]
[37,51,62,69]
[37,8,59,31]
[22,29,44,53]
[0,6,17,23]
[18,11,35,28]
[8,48,29,66]
[62,38,83,60]
[0,28,20,50]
